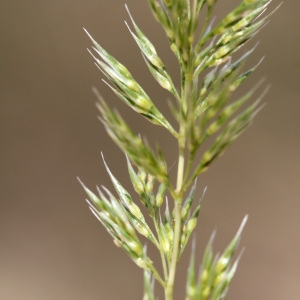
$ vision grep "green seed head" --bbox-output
[83,0,274,296]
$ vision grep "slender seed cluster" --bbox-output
[79,0,278,299]
[186,216,248,300]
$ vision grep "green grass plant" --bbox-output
[79,1,278,298]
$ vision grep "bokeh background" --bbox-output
[1,0,299,299]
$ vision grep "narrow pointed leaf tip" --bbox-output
[84,28,177,137]
[125,5,179,98]
[96,96,170,184]
[101,153,158,244]
[78,176,148,266]
[216,215,248,273]
[185,216,248,299]
[125,4,164,70]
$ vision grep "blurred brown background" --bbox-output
[1,0,299,299]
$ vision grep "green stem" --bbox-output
[165,148,185,299]
[148,260,166,288]
[164,63,195,298]
[165,201,182,300]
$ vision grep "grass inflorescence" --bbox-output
[79,1,277,299]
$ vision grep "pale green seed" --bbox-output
[201,269,209,284]
[156,193,164,208]
[187,218,197,232]
[214,272,226,286]
[127,240,143,257]
[202,151,213,165]
[136,96,152,110]
[216,256,230,274]
[134,221,152,238]
[231,18,249,31]
[214,46,231,59]
[126,79,140,92]
[162,238,170,254]
[135,257,147,268]
[128,201,144,221]
[202,286,210,298]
